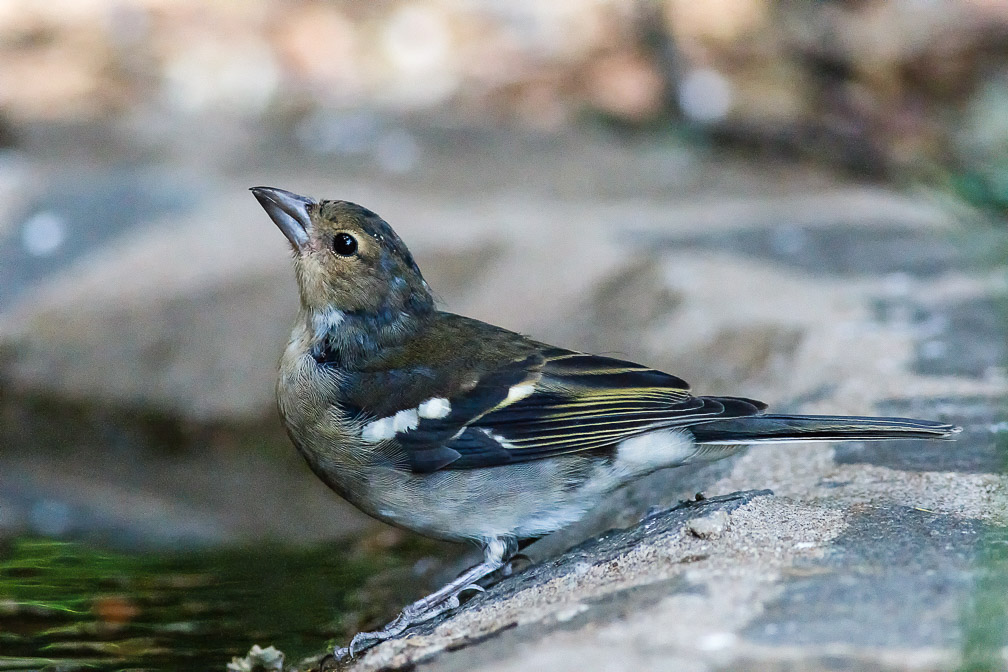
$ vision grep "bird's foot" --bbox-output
[333,591,472,660]
[334,537,516,661]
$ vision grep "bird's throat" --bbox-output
[305,303,427,368]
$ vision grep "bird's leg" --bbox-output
[335,537,517,660]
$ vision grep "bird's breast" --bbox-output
[277,337,374,494]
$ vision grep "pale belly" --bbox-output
[347,457,613,543]
[303,434,722,544]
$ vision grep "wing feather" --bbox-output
[377,349,766,472]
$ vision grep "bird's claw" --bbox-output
[332,626,400,661]
[348,632,377,658]
[334,593,468,661]
[332,545,511,661]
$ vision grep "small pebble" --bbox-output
[698,631,737,651]
[686,510,729,539]
[226,644,284,672]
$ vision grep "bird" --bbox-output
[250,186,959,660]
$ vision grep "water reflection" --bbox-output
[0,536,454,671]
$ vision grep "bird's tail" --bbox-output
[689,414,960,445]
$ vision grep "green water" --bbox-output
[0,536,452,671]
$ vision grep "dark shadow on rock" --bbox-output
[0,387,370,548]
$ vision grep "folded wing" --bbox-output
[382,348,766,472]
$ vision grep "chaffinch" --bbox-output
[250,186,958,659]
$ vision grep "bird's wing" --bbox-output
[459,350,765,466]
[347,347,766,473]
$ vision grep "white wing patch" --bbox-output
[392,408,419,432]
[361,381,532,444]
[361,416,394,443]
[477,427,519,450]
[417,397,451,419]
[361,408,419,443]
[505,383,536,404]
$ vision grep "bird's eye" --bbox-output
[332,232,358,256]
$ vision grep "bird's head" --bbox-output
[252,187,433,344]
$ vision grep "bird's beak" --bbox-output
[251,186,315,252]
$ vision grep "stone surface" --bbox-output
[0,121,1004,669]
[335,483,1004,672]
[685,508,730,539]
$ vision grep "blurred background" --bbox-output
[0,1,1006,670]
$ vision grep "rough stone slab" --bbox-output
[325,485,1002,672]
[323,489,1004,672]
[745,506,986,649]
[329,490,779,671]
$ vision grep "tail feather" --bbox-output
[689,414,961,445]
